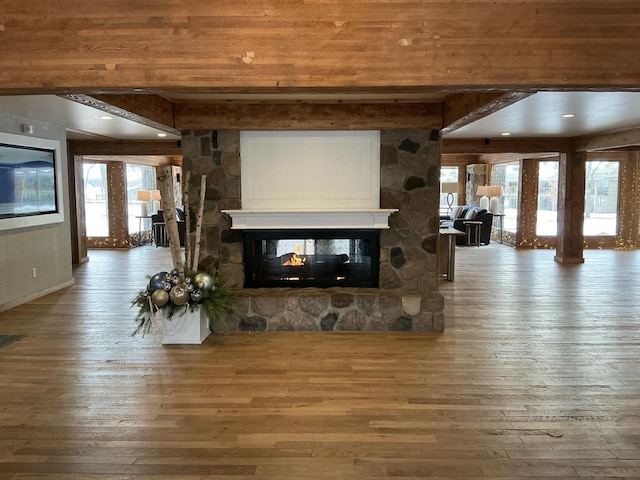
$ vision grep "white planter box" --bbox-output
[162,307,210,345]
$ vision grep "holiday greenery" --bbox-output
[132,262,235,336]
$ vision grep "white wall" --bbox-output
[0,114,74,311]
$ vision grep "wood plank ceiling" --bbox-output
[1,2,640,146]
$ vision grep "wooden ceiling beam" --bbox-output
[70,140,182,157]
[442,138,573,155]
[441,91,533,136]
[174,102,444,130]
[61,94,178,134]
[575,126,640,152]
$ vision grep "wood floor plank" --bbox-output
[0,245,638,478]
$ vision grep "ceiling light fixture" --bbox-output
[99,115,112,120]
[157,133,167,137]
[562,113,576,118]
[501,132,511,136]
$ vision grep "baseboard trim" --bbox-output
[0,278,76,313]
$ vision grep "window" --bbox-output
[536,161,559,236]
[126,164,157,235]
[440,166,459,210]
[584,161,619,236]
[491,162,520,233]
[83,162,109,237]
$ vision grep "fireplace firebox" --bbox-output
[244,229,380,288]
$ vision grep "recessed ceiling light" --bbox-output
[99,115,112,120]
[157,133,167,138]
[562,113,576,118]
[501,132,511,136]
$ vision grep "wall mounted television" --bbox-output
[0,132,64,231]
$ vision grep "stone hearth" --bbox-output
[180,129,444,332]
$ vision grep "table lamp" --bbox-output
[476,185,489,210]
[441,182,459,215]
[149,189,161,214]
[485,185,504,214]
[136,190,151,217]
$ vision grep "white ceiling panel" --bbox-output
[0,95,180,141]
[445,92,640,139]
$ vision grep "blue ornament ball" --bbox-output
[149,271,169,292]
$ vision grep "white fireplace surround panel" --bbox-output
[240,131,380,210]
[227,131,395,229]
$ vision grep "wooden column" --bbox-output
[108,162,130,248]
[518,158,539,248]
[617,152,640,249]
[555,149,586,264]
[66,143,88,264]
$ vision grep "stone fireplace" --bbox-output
[180,129,444,332]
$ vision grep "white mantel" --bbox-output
[222,209,397,230]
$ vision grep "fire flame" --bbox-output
[283,253,306,266]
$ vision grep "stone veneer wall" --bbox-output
[466,164,487,207]
[181,129,445,332]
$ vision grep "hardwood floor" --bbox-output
[0,244,639,479]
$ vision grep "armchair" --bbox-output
[151,208,186,247]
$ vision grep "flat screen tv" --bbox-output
[0,132,64,231]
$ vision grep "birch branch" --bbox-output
[156,166,184,276]
[183,171,192,271]
[192,175,207,271]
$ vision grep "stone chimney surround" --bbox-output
[180,129,445,333]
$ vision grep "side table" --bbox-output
[439,227,465,281]
[463,220,482,247]
[493,213,505,243]
[136,216,152,246]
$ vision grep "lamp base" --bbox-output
[489,196,500,214]
[479,196,489,211]
[140,202,148,217]
[446,193,455,215]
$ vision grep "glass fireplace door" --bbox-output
[244,229,380,288]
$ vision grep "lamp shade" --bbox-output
[476,185,489,196]
[485,185,504,197]
[136,190,152,202]
[150,189,161,201]
[486,185,504,214]
[441,182,459,194]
